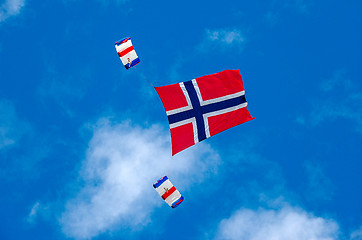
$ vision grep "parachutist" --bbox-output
[153,176,184,208]
[115,37,140,69]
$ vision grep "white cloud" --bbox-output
[206,29,245,45]
[59,118,219,239]
[214,204,339,240]
[0,0,25,22]
[26,201,49,224]
[28,202,40,219]
[198,28,246,52]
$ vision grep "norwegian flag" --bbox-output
[155,70,254,155]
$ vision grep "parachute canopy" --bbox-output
[115,37,140,69]
[155,70,254,155]
[153,176,184,208]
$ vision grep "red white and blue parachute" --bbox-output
[153,176,184,208]
[115,37,140,69]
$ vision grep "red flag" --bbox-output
[155,70,254,155]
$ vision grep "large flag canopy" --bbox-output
[155,70,254,155]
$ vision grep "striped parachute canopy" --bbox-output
[115,37,140,69]
[153,176,184,208]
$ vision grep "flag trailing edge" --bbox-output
[155,69,254,155]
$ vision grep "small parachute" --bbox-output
[153,176,184,208]
[115,37,140,69]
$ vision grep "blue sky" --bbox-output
[0,0,361,239]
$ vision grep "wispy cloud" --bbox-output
[0,0,25,22]
[350,227,362,240]
[206,29,245,45]
[297,70,362,134]
[304,162,334,202]
[0,99,28,150]
[265,0,313,26]
[198,28,246,52]
[59,118,219,239]
[28,202,41,219]
[265,11,280,26]
[95,0,129,5]
[37,62,93,118]
[62,0,129,8]
[288,0,312,14]
[214,204,339,240]
[0,100,51,182]
[26,201,49,224]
